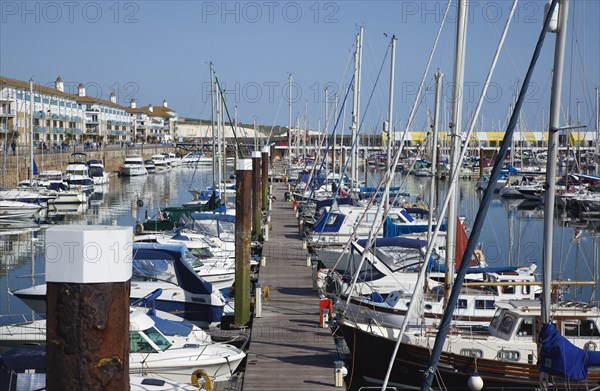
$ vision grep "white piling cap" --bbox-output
[261,146,270,154]
[236,158,252,171]
[45,225,133,284]
[252,151,262,159]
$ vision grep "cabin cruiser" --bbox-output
[12,244,227,327]
[144,159,156,173]
[86,159,110,185]
[120,155,148,177]
[0,200,42,219]
[63,153,94,193]
[151,154,170,171]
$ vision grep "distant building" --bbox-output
[127,100,178,143]
[0,75,133,146]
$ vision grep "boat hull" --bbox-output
[337,319,600,390]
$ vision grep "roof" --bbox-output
[0,75,128,110]
[139,105,175,118]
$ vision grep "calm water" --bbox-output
[1,166,598,325]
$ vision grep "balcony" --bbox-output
[33,126,46,133]
[0,110,15,117]
[86,118,100,125]
[85,128,99,135]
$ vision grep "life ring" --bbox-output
[584,341,597,351]
[191,368,214,390]
[135,223,144,235]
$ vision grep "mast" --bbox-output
[542,0,569,328]
[428,71,443,244]
[29,79,34,181]
[445,0,468,304]
[350,26,363,188]
[384,35,396,213]
[596,87,599,173]
[210,63,216,192]
[288,74,292,168]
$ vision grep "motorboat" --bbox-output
[120,155,148,177]
[0,200,42,219]
[86,159,110,185]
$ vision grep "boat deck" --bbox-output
[243,183,338,391]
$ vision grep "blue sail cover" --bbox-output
[315,197,355,210]
[383,216,446,237]
[356,237,427,249]
[539,323,600,380]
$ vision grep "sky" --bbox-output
[1,0,599,135]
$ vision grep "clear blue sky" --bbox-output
[1,0,598,135]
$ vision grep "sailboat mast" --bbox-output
[428,71,443,243]
[445,0,469,303]
[384,35,396,213]
[542,0,569,326]
[29,79,34,181]
[351,27,363,188]
[288,74,292,167]
[210,63,217,192]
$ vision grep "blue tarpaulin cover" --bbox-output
[539,323,600,380]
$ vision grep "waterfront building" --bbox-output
[126,100,177,143]
[0,75,133,148]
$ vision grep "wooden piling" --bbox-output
[252,151,262,239]
[261,146,269,212]
[235,158,252,327]
[45,226,132,391]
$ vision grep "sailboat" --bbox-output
[333,1,600,389]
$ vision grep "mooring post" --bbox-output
[46,225,132,391]
[261,145,269,212]
[235,158,252,327]
[252,150,262,240]
[479,147,484,179]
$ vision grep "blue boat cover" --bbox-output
[191,212,235,223]
[315,197,354,210]
[132,243,213,295]
[311,213,345,233]
[147,313,194,337]
[383,217,446,237]
[539,323,600,380]
[358,186,403,193]
[356,237,427,249]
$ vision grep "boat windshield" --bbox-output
[129,326,172,352]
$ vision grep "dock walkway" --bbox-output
[243,183,338,390]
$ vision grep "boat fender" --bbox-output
[473,249,484,263]
[135,223,144,235]
[584,341,597,351]
[136,199,144,207]
[191,368,213,390]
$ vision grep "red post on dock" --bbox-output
[235,158,252,327]
[46,225,132,391]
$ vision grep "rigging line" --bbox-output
[264,93,284,146]
[185,66,211,119]
[421,0,557,389]
[309,39,391,212]
[214,76,244,159]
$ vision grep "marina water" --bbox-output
[1,166,598,326]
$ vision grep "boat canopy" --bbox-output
[315,197,355,210]
[540,323,600,380]
[356,237,427,249]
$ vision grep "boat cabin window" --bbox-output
[143,326,172,351]
[457,299,468,309]
[189,247,214,260]
[564,320,600,338]
[475,299,495,310]
[129,331,157,353]
[516,318,534,336]
[460,348,483,358]
[497,313,517,335]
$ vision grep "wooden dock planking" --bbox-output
[243,183,338,390]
